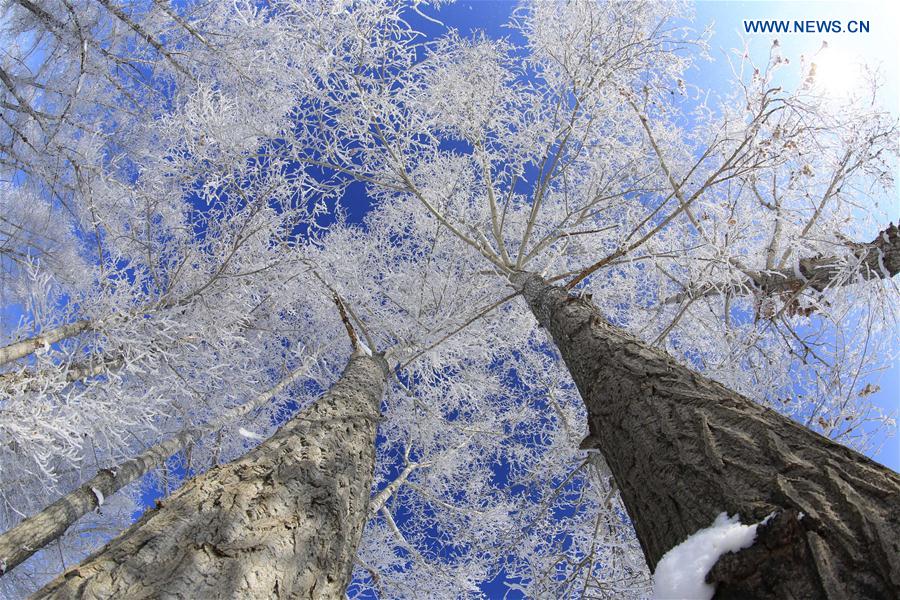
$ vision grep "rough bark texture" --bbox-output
[515,272,900,599]
[32,353,387,600]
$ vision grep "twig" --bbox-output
[333,293,360,352]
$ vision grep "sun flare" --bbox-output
[811,47,862,98]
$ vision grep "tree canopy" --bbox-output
[0,1,897,598]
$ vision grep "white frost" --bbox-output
[651,512,761,600]
[238,427,264,440]
[90,487,105,509]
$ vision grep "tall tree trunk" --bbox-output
[514,272,900,599]
[32,353,387,599]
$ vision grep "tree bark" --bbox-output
[514,272,900,599]
[0,320,92,367]
[31,353,387,599]
[0,354,124,392]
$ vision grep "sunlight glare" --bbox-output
[811,45,862,98]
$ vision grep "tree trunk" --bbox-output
[0,320,92,367]
[514,272,900,599]
[0,354,123,393]
[32,353,387,599]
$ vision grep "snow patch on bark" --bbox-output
[651,512,761,600]
[90,487,104,509]
[238,427,264,440]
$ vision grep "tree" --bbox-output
[34,350,388,598]
[515,271,900,598]
[0,1,364,591]
[281,0,900,594]
[2,0,898,598]
[292,0,898,451]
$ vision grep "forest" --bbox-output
[0,1,898,598]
